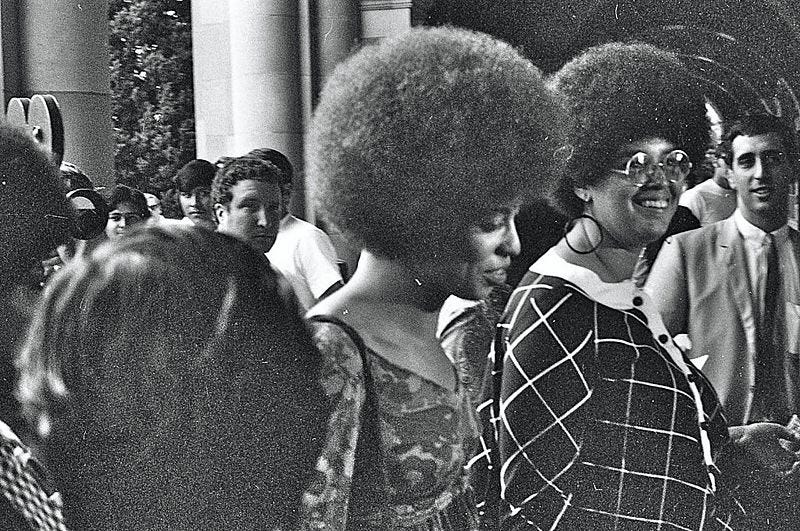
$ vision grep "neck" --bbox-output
[346,250,447,315]
[741,210,787,234]
[559,218,641,282]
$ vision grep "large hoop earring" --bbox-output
[563,214,603,255]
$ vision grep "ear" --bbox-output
[574,187,592,203]
[214,203,227,225]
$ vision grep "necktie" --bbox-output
[754,233,782,421]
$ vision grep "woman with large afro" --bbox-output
[301,26,564,529]
[485,42,747,529]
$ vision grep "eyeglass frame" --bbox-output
[609,149,693,187]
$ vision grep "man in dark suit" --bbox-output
[646,112,800,529]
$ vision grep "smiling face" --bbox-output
[730,132,793,232]
[214,179,282,254]
[583,138,683,251]
[416,206,521,301]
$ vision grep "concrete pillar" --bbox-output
[191,1,233,164]
[0,1,22,105]
[18,0,115,186]
[311,0,360,100]
[228,0,304,215]
[360,0,412,44]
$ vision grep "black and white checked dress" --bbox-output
[473,252,737,530]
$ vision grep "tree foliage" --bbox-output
[109,0,194,193]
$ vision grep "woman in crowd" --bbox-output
[103,183,150,240]
[301,26,564,529]
[486,42,738,529]
[17,225,327,530]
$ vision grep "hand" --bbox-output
[729,422,800,478]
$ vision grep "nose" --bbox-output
[502,217,522,257]
[753,157,766,180]
[118,217,126,228]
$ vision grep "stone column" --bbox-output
[191,0,233,164]
[311,0,360,100]
[0,1,22,105]
[17,0,115,186]
[360,0,412,44]
[228,1,303,169]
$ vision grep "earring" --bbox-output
[563,214,603,255]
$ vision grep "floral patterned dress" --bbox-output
[301,317,480,530]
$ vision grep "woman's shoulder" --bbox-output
[510,270,590,308]
[307,316,368,379]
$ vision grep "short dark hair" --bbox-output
[174,159,216,193]
[721,111,799,165]
[307,26,565,259]
[0,124,72,284]
[105,184,151,219]
[246,148,293,187]
[548,42,710,218]
[211,156,282,207]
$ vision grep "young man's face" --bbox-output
[179,187,216,229]
[730,132,794,231]
[215,179,281,253]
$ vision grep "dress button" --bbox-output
[632,296,643,306]
[658,334,669,344]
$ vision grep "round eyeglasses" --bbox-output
[609,149,692,187]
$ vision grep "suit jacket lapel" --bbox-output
[721,218,756,335]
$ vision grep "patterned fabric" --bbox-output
[0,422,66,531]
[301,318,480,530]
[473,251,737,530]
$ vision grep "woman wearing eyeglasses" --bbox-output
[482,43,740,529]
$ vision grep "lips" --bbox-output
[484,267,509,287]
[751,186,772,199]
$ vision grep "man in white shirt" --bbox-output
[646,112,800,529]
[248,148,344,312]
[679,144,737,225]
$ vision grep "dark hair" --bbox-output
[548,42,710,218]
[160,188,183,219]
[60,161,93,191]
[0,124,72,285]
[307,26,565,260]
[17,225,327,529]
[211,156,282,207]
[0,123,72,455]
[173,159,216,193]
[720,111,799,165]
[105,184,151,219]
[246,148,293,186]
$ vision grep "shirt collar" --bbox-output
[529,249,638,310]
[733,209,789,246]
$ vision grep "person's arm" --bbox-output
[497,285,596,527]
[298,230,345,304]
[300,321,366,530]
[645,234,690,337]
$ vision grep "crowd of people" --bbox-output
[1,25,799,531]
